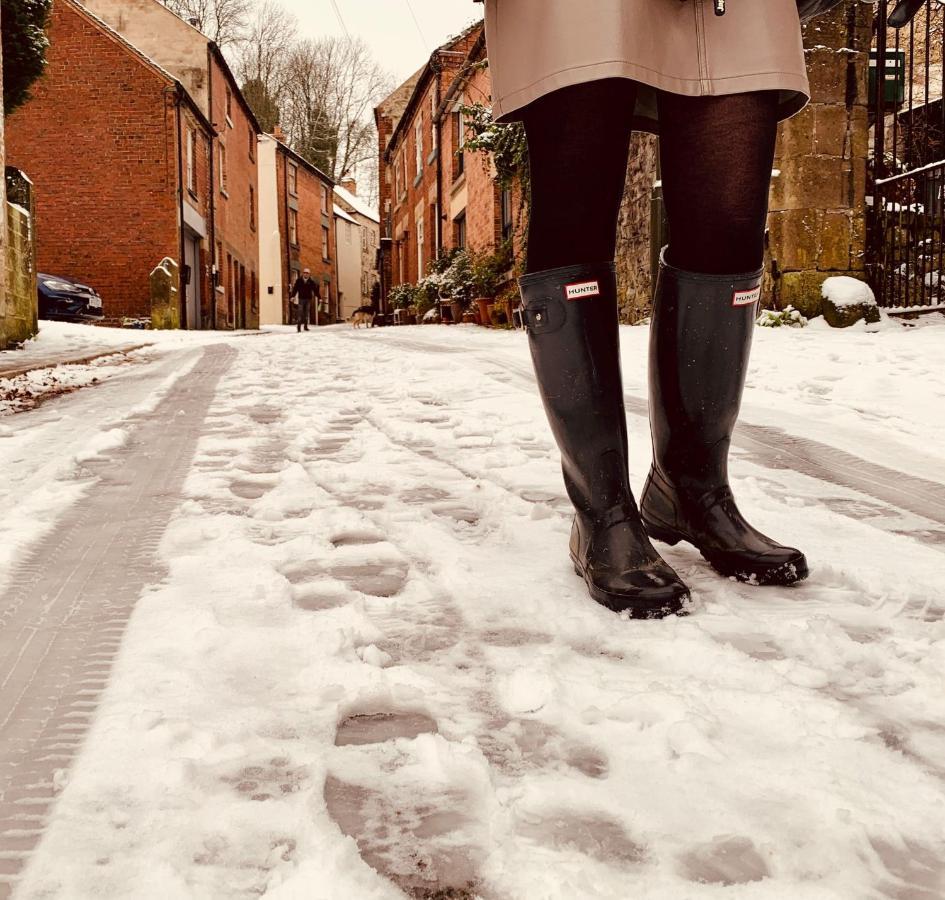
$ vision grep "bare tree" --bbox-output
[281,36,393,186]
[163,0,251,47]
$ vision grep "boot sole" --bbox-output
[644,523,810,587]
[570,556,690,619]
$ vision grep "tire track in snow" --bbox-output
[0,345,236,895]
[348,331,945,534]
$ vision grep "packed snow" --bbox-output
[4,316,945,899]
[821,275,876,309]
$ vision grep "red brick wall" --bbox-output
[5,0,180,321]
[276,149,335,322]
[210,58,259,329]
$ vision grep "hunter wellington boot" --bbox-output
[641,248,809,586]
[519,262,690,618]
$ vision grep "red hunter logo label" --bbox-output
[565,280,601,301]
[732,286,761,308]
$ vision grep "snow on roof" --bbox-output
[333,185,379,224]
[332,204,359,225]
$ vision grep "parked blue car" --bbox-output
[38,273,105,322]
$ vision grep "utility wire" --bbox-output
[404,0,429,50]
[328,0,351,39]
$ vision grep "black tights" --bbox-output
[522,79,779,275]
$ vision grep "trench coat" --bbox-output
[483,0,811,132]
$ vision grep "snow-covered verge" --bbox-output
[15,322,945,899]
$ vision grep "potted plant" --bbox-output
[388,282,418,324]
[470,244,512,327]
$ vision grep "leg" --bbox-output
[642,90,808,585]
[522,79,637,272]
[517,79,689,617]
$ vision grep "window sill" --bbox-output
[187,188,198,201]
[226,115,234,129]
[451,172,466,195]
[426,148,438,166]
[220,189,229,199]
[413,172,423,188]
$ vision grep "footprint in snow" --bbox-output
[516,809,645,866]
[222,756,306,802]
[678,835,769,886]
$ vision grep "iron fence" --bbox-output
[868,0,945,309]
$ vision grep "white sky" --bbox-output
[277,0,483,83]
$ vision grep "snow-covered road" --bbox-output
[2,320,944,899]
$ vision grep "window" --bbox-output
[430,91,437,153]
[501,185,513,242]
[415,114,423,176]
[345,220,353,244]
[289,208,298,246]
[454,108,465,178]
[226,253,234,323]
[321,184,329,214]
[322,224,330,261]
[219,144,228,195]
[249,185,256,231]
[186,128,197,195]
[430,201,438,256]
[225,86,233,125]
[416,214,424,275]
[454,212,466,250]
[287,162,298,197]
[248,125,255,161]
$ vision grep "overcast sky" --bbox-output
[277,0,482,83]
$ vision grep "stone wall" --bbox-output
[2,170,39,349]
[615,133,659,323]
[767,1,873,316]
[615,1,872,323]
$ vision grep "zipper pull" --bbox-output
[714,0,725,14]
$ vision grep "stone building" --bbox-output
[257,134,336,325]
[333,204,361,320]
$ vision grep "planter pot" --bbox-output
[450,300,464,324]
[475,297,494,327]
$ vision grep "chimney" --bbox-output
[272,125,286,142]
[341,178,357,196]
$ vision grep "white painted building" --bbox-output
[333,182,380,307]
[333,205,361,320]
[257,134,283,325]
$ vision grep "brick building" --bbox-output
[376,23,525,311]
[257,134,336,326]
[39,0,261,328]
[5,0,220,325]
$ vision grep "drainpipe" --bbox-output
[282,151,293,325]
[174,91,187,328]
[207,44,218,330]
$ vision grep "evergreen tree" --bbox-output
[2,0,53,115]
[241,77,280,134]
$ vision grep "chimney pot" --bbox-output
[342,178,357,196]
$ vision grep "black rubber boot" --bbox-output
[519,262,690,618]
[641,247,809,586]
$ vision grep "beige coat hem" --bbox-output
[492,62,810,132]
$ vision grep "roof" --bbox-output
[333,184,379,223]
[269,136,335,186]
[333,204,359,225]
[382,20,484,162]
[69,0,213,134]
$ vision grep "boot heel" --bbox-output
[645,522,683,546]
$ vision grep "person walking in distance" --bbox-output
[290,268,320,332]
[482,0,851,619]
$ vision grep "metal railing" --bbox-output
[868,0,945,309]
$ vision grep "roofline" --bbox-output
[208,42,263,135]
[68,0,214,135]
[382,20,483,163]
[333,185,380,223]
[436,29,487,122]
[266,134,335,186]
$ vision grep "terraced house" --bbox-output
[375,22,523,310]
[6,0,261,329]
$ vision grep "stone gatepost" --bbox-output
[150,257,181,330]
[766,1,874,316]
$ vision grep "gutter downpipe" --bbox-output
[207,44,218,330]
[174,90,187,329]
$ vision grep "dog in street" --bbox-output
[350,306,376,328]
